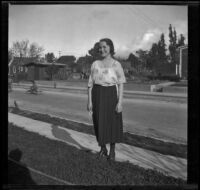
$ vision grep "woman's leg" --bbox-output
[108,143,115,161]
[98,144,108,157]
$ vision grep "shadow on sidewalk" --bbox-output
[8,148,37,185]
[51,124,92,153]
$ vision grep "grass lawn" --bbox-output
[8,123,186,185]
[8,159,67,185]
[9,107,187,159]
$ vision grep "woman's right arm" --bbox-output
[87,87,92,112]
[87,62,95,112]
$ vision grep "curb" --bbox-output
[12,83,187,99]
[9,106,187,145]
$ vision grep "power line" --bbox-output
[130,7,157,27]
[126,6,150,27]
[134,6,163,28]
[127,6,165,30]
[58,51,61,57]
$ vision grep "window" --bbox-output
[13,66,16,73]
[21,66,23,72]
[25,67,28,72]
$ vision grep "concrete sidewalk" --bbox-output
[8,112,187,180]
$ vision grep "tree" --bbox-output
[29,42,44,58]
[10,39,44,58]
[135,49,149,72]
[147,33,168,75]
[169,24,174,45]
[168,24,177,65]
[88,42,101,61]
[76,55,93,78]
[173,27,177,47]
[148,43,159,72]
[177,34,185,47]
[45,64,60,80]
[45,53,55,63]
[11,39,29,57]
[157,33,168,66]
[115,57,133,77]
[57,55,76,68]
[127,53,140,69]
[8,48,14,63]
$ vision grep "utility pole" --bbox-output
[58,51,61,58]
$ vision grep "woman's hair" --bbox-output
[99,38,115,56]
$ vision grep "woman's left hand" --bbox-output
[116,102,122,113]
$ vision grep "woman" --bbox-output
[87,38,126,161]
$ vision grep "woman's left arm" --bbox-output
[115,60,126,113]
[116,83,124,113]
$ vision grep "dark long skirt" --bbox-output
[92,84,123,146]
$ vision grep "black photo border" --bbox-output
[1,1,199,189]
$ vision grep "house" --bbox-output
[24,61,66,80]
[8,57,38,81]
[176,45,188,79]
[9,57,66,81]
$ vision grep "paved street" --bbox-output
[9,88,187,144]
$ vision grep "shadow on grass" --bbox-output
[8,148,37,185]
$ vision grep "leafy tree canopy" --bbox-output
[45,53,55,63]
[10,39,44,59]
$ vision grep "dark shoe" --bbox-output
[108,151,115,161]
[98,146,108,158]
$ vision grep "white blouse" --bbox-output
[88,60,126,87]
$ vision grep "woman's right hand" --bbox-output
[87,101,93,112]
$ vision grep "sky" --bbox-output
[9,4,188,59]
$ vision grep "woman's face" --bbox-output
[99,41,111,58]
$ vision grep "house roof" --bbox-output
[10,57,38,66]
[24,61,66,68]
[9,57,66,68]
